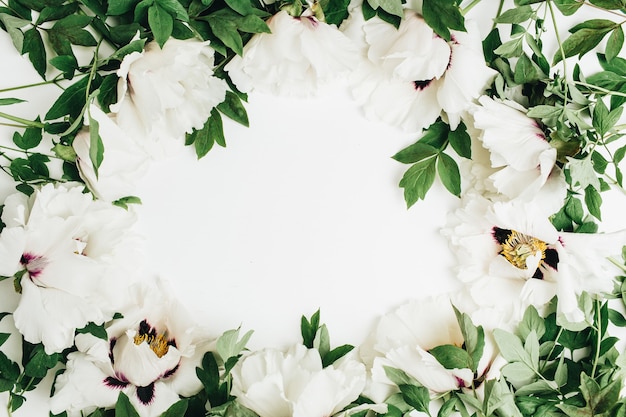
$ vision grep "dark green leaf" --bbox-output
[76,322,108,341]
[49,55,78,79]
[321,344,354,367]
[23,343,60,378]
[36,3,78,24]
[514,53,541,83]
[323,0,350,25]
[115,392,140,417]
[448,122,471,159]
[45,76,89,120]
[207,13,243,55]
[0,333,10,347]
[22,28,46,78]
[554,0,584,15]
[589,0,625,9]
[13,125,42,150]
[217,91,248,126]
[301,309,320,348]
[422,0,465,41]
[155,0,189,21]
[88,111,104,177]
[107,0,140,15]
[224,0,252,14]
[437,153,461,197]
[148,4,174,48]
[392,142,438,164]
[609,309,626,326]
[554,26,614,65]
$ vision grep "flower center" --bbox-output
[133,320,171,358]
[500,230,548,269]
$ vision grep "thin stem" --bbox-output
[547,0,569,107]
[574,81,626,99]
[608,257,626,273]
[0,76,64,94]
[581,0,626,19]
[590,300,602,378]
[0,112,45,128]
[461,0,483,15]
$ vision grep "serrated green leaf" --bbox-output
[437,153,461,197]
[149,4,174,48]
[584,185,602,220]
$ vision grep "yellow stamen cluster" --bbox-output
[134,331,170,358]
[500,230,548,270]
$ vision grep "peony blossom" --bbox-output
[442,193,626,327]
[50,278,212,417]
[360,294,507,403]
[111,38,227,157]
[347,10,495,133]
[471,96,567,210]
[225,10,360,96]
[74,104,151,202]
[0,183,140,353]
[230,344,366,417]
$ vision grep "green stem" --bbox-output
[608,257,626,273]
[547,0,569,107]
[461,0,483,15]
[590,300,602,378]
[574,81,626,99]
[0,112,45,128]
[0,76,63,94]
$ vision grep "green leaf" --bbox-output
[115,392,140,417]
[452,306,484,373]
[0,13,29,53]
[207,13,243,55]
[554,26,614,65]
[495,6,533,24]
[224,0,252,14]
[52,143,77,162]
[23,343,60,378]
[88,111,104,177]
[554,0,584,15]
[216,327,253,360]
[514,53,541,83]
[609,308,626,326]
[149,4,174,48]
[22,28,46,78]
[437,153,461,197]
[584,184,602,220]
[76,322,108,341]
[36,3,78,24]
[422,0,465,41]
[301,309,320,348]
[399,157,437,208]
[493,329,532,365]
[49,55,78,79]
[48,15,98,57]
[593,98,610,136]
[589,0,625,9]
[592,151,609,174]
[156,0,189,21]
[518,305,546,340]
[567,157,601,191]
[493,37,524,58]
[400,384,430,413]
[606,26,624,62]
[322,344,354,368]
[314,324,330,359]
[217,91,248,126]
[376,0,403,17]
[383,366,420,386]
[107,0,139,15]
[113,196,142,210]
[160,399,188,417]
[429,344,472,370]
[45,76,90,120]
[392,143,438,165]
[13,125,42,150]
[0,333,10,347]
[448,122,471,159]
[0,98,25,106]
[323,0,350,25]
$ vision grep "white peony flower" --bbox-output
[230,344,366,417]
[442,192,626,326]
[348,11,495,133]
[74,104,151,202]
[361,294,506,403]
[471,96,567,210]
[225,10,360,96]
[0,183,140,353]
[50,278,211,417]
[111,38,228,157]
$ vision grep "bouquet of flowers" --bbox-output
[0,0,626,416]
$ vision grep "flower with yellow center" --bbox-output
[492,227,559,280]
